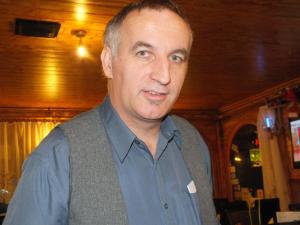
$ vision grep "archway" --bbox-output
[229,124,264,200]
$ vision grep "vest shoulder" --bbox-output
[171,115,198,133]
[171,115,208,150]
[59,105,104,141]
[61,106,101,129]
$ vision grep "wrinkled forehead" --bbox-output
[118,8,193,46]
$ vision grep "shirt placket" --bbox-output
[154,160,176,225]
[154,133,177,225]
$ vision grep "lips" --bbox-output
[143,89,168,101]
[145,90,166,95]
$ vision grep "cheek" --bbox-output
[171,83,184,97]
[171,69,187,91]
[112,63,132,84]
[118,69,143,94]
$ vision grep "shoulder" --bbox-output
[61,106,101,129]
[59,106,103,141]
[20,127,70,189]
[171,115,211,170]
[171,115,205,144]
[171,115,195,130]
[4,128,70,225]
[27,127,69,168]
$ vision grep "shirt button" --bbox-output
[164,203,168,209]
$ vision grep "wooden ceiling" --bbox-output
[0,0,300,112]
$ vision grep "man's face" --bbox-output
[102,9,192,124]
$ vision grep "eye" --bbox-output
[136,50,150,58]
[135,50,155,62]
[169,54,184,63]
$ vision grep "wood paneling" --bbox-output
[0,0,300,110]
[0,106,85,122]
[290,179,300,203]
[219,77,300,117]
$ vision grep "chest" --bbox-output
[112,140,200,225]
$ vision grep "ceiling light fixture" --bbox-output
[71,29,87,58]
[76,6,87,21]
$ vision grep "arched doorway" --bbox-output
[229,124,264,200]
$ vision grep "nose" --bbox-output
[150,57,171,85]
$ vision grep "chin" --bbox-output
[137,107,170,121]
[135,98,174,119]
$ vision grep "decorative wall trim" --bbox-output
[172,109,219,121]
[0,107,87,122]
[219,77,300,118]
[0,107,219,122]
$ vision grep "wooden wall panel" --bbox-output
[290,179,300,203]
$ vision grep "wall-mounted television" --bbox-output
[289,119,300,169]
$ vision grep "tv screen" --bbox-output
[290,119,300,169]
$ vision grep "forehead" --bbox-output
[117,8,192,49]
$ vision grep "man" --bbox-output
[3,1,218,225]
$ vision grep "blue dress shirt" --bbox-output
[4,97,209,225]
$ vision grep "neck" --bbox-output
[124,116,161,157]
[108,95,164,157]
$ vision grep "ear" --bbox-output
[101,46,113,79]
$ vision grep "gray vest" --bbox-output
[60,106,218,225]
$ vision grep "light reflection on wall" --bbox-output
[255,41,266,75]
[44,60,58,98]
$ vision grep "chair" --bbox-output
[289,203,300,212]
[0,203,7,225]
[254,198,280,224]
[214,198,229,225]
[214,198,229,214]
[220,200,249,225]
[226,200,248,211]
[0,214,5,225]
[225,209,259,225]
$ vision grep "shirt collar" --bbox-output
[161,116,182,150]
[99,97,135,163]
[99,96,182,162]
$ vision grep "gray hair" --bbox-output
[103,0,192,54]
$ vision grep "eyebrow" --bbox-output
[131,41,154,52]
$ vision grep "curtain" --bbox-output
[0,121,57,203]
[257,106,291,210]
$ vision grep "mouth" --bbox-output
[143,89,168,101]
[144,90,167,96]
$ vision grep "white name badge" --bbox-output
[187,180,197,194]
